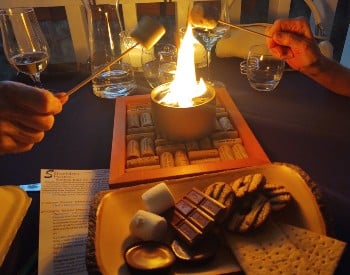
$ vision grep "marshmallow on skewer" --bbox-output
[142,182,175,214]
[189,3,271,39]
[129,210,167,241]
[189,3,219,30]
[66,16,166,96]
[130,16,166,50]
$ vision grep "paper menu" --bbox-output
[38,169,109,275]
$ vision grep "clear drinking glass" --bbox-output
[141,43,177,88]
[0,8,49,86]
[189,0,230,87]
[83,3,136,98]
[246,44,285,92]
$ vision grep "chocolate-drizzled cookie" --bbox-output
[262,183,291,211]
[226,194,271,233]
[230,173,265,198]
[204,181,235,221]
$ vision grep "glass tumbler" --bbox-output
[246,44,285,92]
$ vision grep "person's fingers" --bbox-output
[272,31,301,48]
[269,45,294,60]
[269,31,302,59]
[0,81,63,115]
[41,91,63,115]
[0,139,34,154]
[0,132,35,155]
[268,17,314,39]
[0,108,55,132]
[55,92,69,105]
[272,31,320,58]
[0,120,45,144]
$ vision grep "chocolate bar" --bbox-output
[170,188,226,245]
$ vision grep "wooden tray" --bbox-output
[86,163,328,274]
[109,87,270,187]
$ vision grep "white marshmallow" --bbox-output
[141,182,175,214]
[129,210,167,241]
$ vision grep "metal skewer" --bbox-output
[65,16,166,96]
[66,43,139,96]
[218,20,272,38]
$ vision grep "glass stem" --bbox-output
[30,73,43,88]
[206,49,211,82]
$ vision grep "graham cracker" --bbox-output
[225,220,346,275]
[277,223,346,275]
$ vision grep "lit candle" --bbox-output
[127,46,143,70]
[119,31,143,71]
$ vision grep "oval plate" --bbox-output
[87,163,327,275]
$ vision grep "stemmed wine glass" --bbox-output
[189,0,229,87]
[0,7,49,86]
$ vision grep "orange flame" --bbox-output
[159,25,206,108]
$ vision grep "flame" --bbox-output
[159,25,206,108]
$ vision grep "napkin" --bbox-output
[0,186,31,265]
[215,23,270,59]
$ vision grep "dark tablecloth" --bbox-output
[1,56,350,274]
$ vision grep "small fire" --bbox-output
[159,25,207,108]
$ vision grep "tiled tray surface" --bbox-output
[109,87,270,187]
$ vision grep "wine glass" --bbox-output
[189,0,230,87]
[0,7,49,86]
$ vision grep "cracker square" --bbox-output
[225,221,346,275]
[277,223,346,275]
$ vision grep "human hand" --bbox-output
[266,17,323,71]
[0,81,68,154]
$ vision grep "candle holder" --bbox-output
[151,82,216,141]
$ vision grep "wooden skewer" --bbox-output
[66,43,139,96]
[218,20,272,38]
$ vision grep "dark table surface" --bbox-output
[1,56,350,274]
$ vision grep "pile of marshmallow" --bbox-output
[129,182,175,241]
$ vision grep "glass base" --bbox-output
[93,84,136,98]
[92,68,137,99]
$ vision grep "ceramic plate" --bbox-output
[88,163,327,274]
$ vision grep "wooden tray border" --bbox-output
[109,87,270,187]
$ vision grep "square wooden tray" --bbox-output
[109,87,270,187]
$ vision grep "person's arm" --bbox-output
[299,54,350,97]
[266,17,350,97]
[0,81,67,155]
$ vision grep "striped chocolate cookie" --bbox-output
[204,181,236,221]
[230,173,265,199]
[263,182,291,211]
[226,194,271,233]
